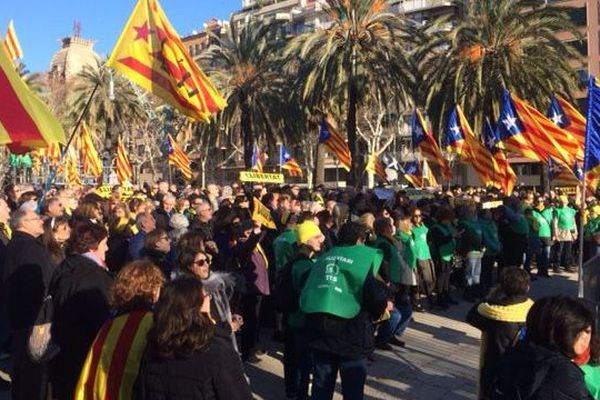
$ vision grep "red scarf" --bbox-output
[573,346,591,366]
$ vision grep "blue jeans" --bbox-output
[377,304,412,343]
[524,236,541,272]
[311,350,367,400]
[537,240,552,274]
[465,255,482,286]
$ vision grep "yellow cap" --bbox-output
[296,221,323,245]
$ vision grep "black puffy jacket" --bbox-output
[134,327,252,400]
[494,341,592,399]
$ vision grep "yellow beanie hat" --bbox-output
[296,221,322,245]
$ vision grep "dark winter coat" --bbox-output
[304,271,388,359]
[133,326,252,400]
[495,341,592,399]
[152,207,172,232]
[466,296,534,400]
[49,254,113,400]
[2,231,54,331]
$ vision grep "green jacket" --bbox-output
[532,208,552,238]
[429,223,456,262]
[479,219,501,256]
[300,245,382,319]
[273,229,297,270]
[396,231,417,270]
[371,236,402,284]
[585,217,600,240]
[556,206,577,231]
[412,224,431,260]
[288,256,315,329]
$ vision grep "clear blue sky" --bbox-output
[0,0,240,72]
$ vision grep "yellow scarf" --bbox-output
[256,242,269,270]
[477,298,534,323]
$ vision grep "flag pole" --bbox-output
[578,179,586,298]
[41,74,103,198]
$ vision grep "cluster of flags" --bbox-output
[1,0,227,186]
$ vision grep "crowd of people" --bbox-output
[0,180,599,399]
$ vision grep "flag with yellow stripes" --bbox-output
[166,134,192,180]
[107,0,226,122]
[116,137,133,185]
[79,123,103,178]
[412,109,451,179]
[365,152,387,182]
[3,20,23,62]
[75,310,153,400]
[0,35,65,153]
[319,117,351,172]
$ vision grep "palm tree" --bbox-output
[203,20,288,169]
[421,0,582,134]
[16,62,46,95]
[69,60,145,146]
[284,0,414,186]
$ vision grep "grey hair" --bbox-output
[10,208,33,231]
[135,211,155,229]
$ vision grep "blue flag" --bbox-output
[584,77,600,174]
[444,107,465,149]
[547,96,570,129]
[411,111,426,149]
[403,161,421,176]
[483,119,500,154]
[496,89,526,141]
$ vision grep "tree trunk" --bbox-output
[315,143,326,186]
[240,95,254,169]
[347,77,360,188]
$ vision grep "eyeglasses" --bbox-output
[413,214,422,218]
[193,258,208,267]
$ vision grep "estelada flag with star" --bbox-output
[107,0,226,122]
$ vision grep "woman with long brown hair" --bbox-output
[134,277,252,400]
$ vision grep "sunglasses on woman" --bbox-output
[193,259,208,267]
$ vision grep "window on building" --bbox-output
[567,7,586,26]
[324,168,348,182]
[189,45,194,55]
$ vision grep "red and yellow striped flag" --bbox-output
[0,34,65,153]
[167,134,192,180]
[116,137,133,184]
[319,117,352,172]
[365,152,387,182]
[65,147,82,188]
[455,106,500,188]
[556,95,586,149]
[107,0,226,122]
[79,123,103,178]
[75,310,153,400]
[3,20,23,61]
[411,109,451,179]
[512,94,582,164]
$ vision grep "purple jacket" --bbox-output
[234,232,270,296]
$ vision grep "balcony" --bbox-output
[393,0,454,13]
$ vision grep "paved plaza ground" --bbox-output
[0,270,578,400]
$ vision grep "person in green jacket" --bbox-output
[428,206,458,309]
[532,197,554,278]
[584,205,600,262]
[283,220,324,400]
[412,207,435,311]
[552,195,578,273]
[371,218,411,350]
[478,207,501,292]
